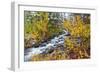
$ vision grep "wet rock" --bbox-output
[39,43,47,47]
[48,49,54,54]
[33,43,40,48]
[65,32,70,36]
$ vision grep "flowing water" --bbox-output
[24,30,69,61]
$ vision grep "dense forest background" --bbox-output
[24,11,90,61]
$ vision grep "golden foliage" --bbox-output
[63,15,90,59]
